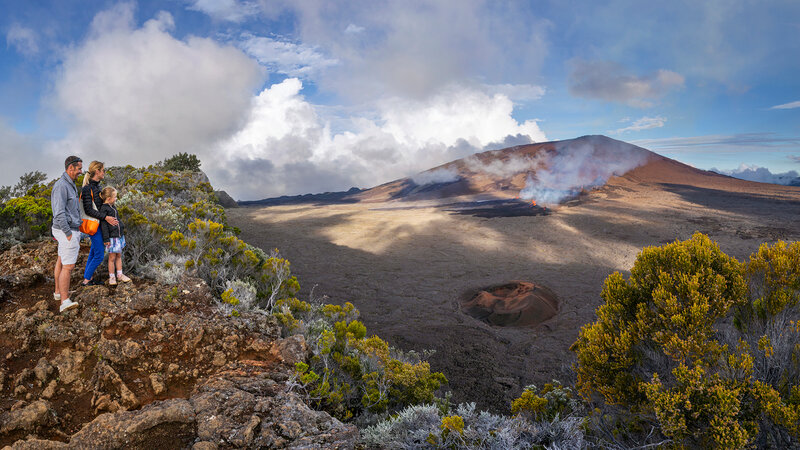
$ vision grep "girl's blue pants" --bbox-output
[83,230,105,280]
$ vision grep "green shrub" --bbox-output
[0,172,53,243]
[281,299,447,422]
[510,381,578,422]
[745,240,800,319]
[167,219,299,308]
[572,233,800,448]
[0,196,52,241]
[161,152,201,172]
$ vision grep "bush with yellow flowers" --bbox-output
[279,298,447,423]
[167,219,300,310]
[0,171,52,247]
[572,233,800,449]
[510,380,578,422]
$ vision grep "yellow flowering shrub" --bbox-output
[572,233,800,448]
[283,300,447,422]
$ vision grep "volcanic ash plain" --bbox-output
[228,144,800,412]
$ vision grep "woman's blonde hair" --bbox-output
[99,186,117,201]
[82,161,105,187]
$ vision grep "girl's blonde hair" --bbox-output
[99,186,117,201]
[82,161,105,187]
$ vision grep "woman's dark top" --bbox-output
[99,204,124,243]
[81,179,107,221]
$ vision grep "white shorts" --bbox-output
[52,227,81,265]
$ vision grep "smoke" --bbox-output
[710,165,800,186]
[519,136,652,205]
[411,168,460,185]
[464,154,538,178]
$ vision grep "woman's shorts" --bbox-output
[52,227,81,265]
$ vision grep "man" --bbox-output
[51,155,83,313]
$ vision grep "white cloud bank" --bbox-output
[257,0,551,102]
[214,79,546,199]
[49,3,264,168]
[48,5,546,200]
[710,164,800,186]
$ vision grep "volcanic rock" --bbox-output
[0,400,57,435]
[0,240,358,448]
[214,190,238,208]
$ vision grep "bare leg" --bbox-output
[115,254,123,273]
[59,264,74,300]
[108,254,118,275]
[54,256,62,296]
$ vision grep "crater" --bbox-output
[461,281,559,327]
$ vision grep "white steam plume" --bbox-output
[411,168,460,185]
[464,154,538,178]
[519,136,651,205]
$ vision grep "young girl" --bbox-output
[99,187,131,285]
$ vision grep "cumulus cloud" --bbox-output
[211,79,546,199]
[770,100,800,110]
[49,3,263,168]
[187,0,259,22]
[259,0,551,101]
[239,34,337,77]
[568,60,684,108]
[44,3,547,201]
[710,165,800,186]
[6,23,39,56]
[611,116,667,134]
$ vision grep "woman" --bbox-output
[80,161,118,286]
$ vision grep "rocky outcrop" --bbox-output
[0,241,357,449]
[214,190,238,208]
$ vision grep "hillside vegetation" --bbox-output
[1,155,798,449]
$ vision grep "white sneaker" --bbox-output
[59,299,79,313]
[53,292,61,301]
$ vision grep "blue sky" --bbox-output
[1,0,799,199]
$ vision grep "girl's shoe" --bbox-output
[108,274,117,286]
[117,273,132,283]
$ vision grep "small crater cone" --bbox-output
[462,281,558,327]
